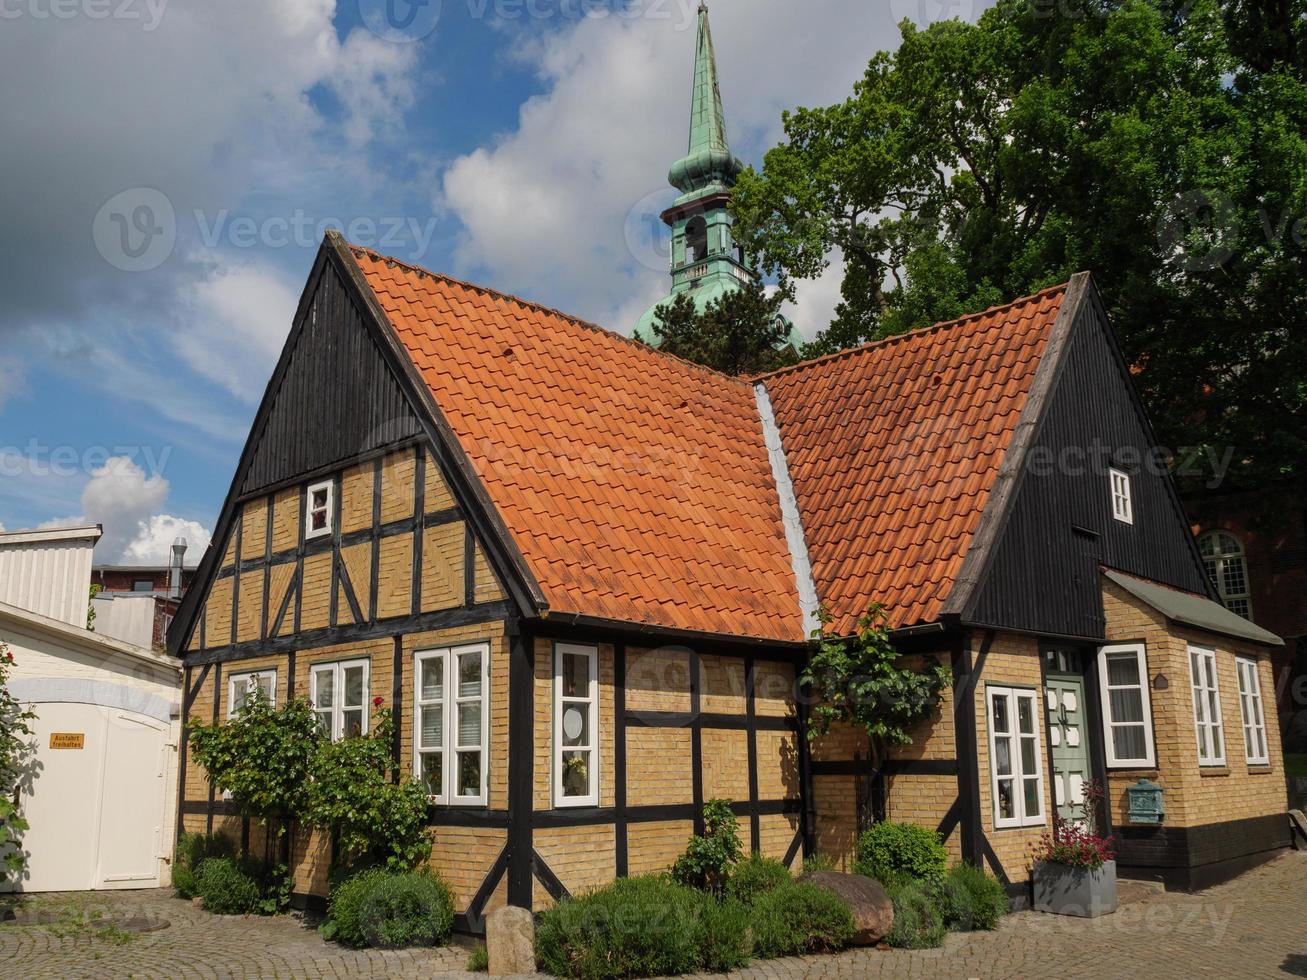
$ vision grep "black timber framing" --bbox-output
[745,656,760,852]
[506,622,534,908]
[952,628,983,866]
[614,641,629,877]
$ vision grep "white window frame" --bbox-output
[1110,468,1133,524]
[413,643,489,806]
[1187,645,1225,767]
[987,686,1045,830]
[1097,643,1156,768]
[227,669,278,719]
[553,642,600,809]
[305,478,335,540]
[1200,531,1253,620]
[310,658,370,742]
[1235,656,1269,766]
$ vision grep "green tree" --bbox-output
[187,685,319,853]
[733,0,1307,486]
[649,280,798,376]
[0,642,37,884]
[802,606,950,824]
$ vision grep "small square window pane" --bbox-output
[256,676,274,701]
[458,653,482,698]
[992,695,1009,734]
[562,653,590,698]
[561,704,590,747]
[314,710,332,738]
[312,489,329,509]
[420,753,443,797]
[1205,657,1217,689]
[457,752,481,797]
[1023,777,1041,816]
[458,703,481,746]
[997,778,1015,820]
[421,658,443,701]
[561,750,591,798]
[1110,688,1144,724]
[1196,725,1208,757]
[311,511,327,532]
[1020,735,1037,773]
[1107,654,1140,688]
[315,671,334,708]
[344,666,365,707]
[421,705,443,749]
[1210,724,1222,759]
[994,736,1012,777]
[1017,697,1034,735]
[1113,724,1146,760]
[342,708,363,739]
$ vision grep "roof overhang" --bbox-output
[0,524,102,546]
[1102,568,1284,647]
[0,599,182,674]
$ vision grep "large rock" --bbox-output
[799,871,894,945]
[486,905,535,977]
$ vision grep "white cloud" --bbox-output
[0,358,24,412]
[782,251,848,343]
[71,456,212,564]
[172,258,300,403]
[440,2,904,333]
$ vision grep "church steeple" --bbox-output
[633,3,800,351]
[668,3,743,199]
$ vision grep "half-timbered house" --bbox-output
[169,231,1289,928]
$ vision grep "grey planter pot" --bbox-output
[1033,859,1118,918]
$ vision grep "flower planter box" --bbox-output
[1032,860,1117,918]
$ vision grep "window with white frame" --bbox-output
[1110,468,1133,524]
[987,687,1045,829]
[305,479,334,540]
[554,643,599,807]
[311,659,369,741]
[1199,531,1253,620]
[228,669,277,718]
[1188,645,1225,766]
[1097,644,1156,768]
[413,643,489,805]
[1236,657,1269,766]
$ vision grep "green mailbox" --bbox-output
[1126,778,1165,825]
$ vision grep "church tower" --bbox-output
[634,3,798,348]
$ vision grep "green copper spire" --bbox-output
[634,3,801,353]
[668,2,743,198]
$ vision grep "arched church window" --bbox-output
[685,218,707,264]
[1199,530,1253,619]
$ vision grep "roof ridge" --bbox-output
[751,280,1071,383]
[347,243,752,388]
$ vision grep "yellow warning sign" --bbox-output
[49,733,85,750]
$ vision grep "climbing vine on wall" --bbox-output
[0,641,37,883]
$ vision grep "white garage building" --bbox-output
[0,526,181,892]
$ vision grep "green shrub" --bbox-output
[172,864,198,899]
[934,863,1008,932]
[174,832,236,898]
[801,852,837,874]
[535,875,746,979]
[467,941,489,972]
[854,821,948,888]
[670,799,743,895]
[321,869,453,949]
[193,858,261,915]
[885,880,948,949]
[725,854,790,906]
[750,880,855,959]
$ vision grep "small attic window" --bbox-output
[305,479,334,540]
[1110,468,1133,525]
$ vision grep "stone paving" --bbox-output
[3,850,1305,979]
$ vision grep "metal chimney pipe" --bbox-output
[170,537,187,600]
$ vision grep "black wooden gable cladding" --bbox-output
[238,258,422,497]
[963,291,1212,640]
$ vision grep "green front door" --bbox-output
[1045,657,1092,825]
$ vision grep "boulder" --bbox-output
[486,905,535,977]
[799,871,894,945]
[1290,809,1307,850]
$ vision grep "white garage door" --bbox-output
[19,702,169,891]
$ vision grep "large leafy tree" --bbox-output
[648,279,798,376]
[733,0,1307,486]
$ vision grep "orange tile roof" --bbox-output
[760,286,1066,633]
[349,243,1066,642]
[351,248,806,642]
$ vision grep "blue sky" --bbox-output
[0,0,965,564]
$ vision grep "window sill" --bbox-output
[1199,766,1230,777]
[1247,765,1274,774]
[1105,766,1159,775]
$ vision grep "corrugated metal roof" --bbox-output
[1103,568,1283,646]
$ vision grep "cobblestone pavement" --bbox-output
[3,850,1305,979]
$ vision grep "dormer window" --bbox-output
[305,479,334,540]
[1110,468,1133,525]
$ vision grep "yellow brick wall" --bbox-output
[424,449,455,511]
[753,659,796,717]
[758,813,802,868]
[427,826,506,910]
[534,825,617,908]
[701,728,750,801]
[375,535,413,620]
[380,450,416,523]
[472,543,505,603]
[271,487,299,553]
[340,463,373,534]
[1102,581,1288,829]
[626,646,693,713]
[756,729,801,801]
[205,578,233,649]
[812,774,860,869]
[267,562,296,637]
[626,820,693,877]
[240,498,268,561]
[701,655,747,714]
[299,553,332,631]
[421,522,464,611]
[626,728,694,806]
[885,774,962,862]
[338,543,370,623]
[235,571,263,644]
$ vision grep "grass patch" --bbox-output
[466,941,489,972]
